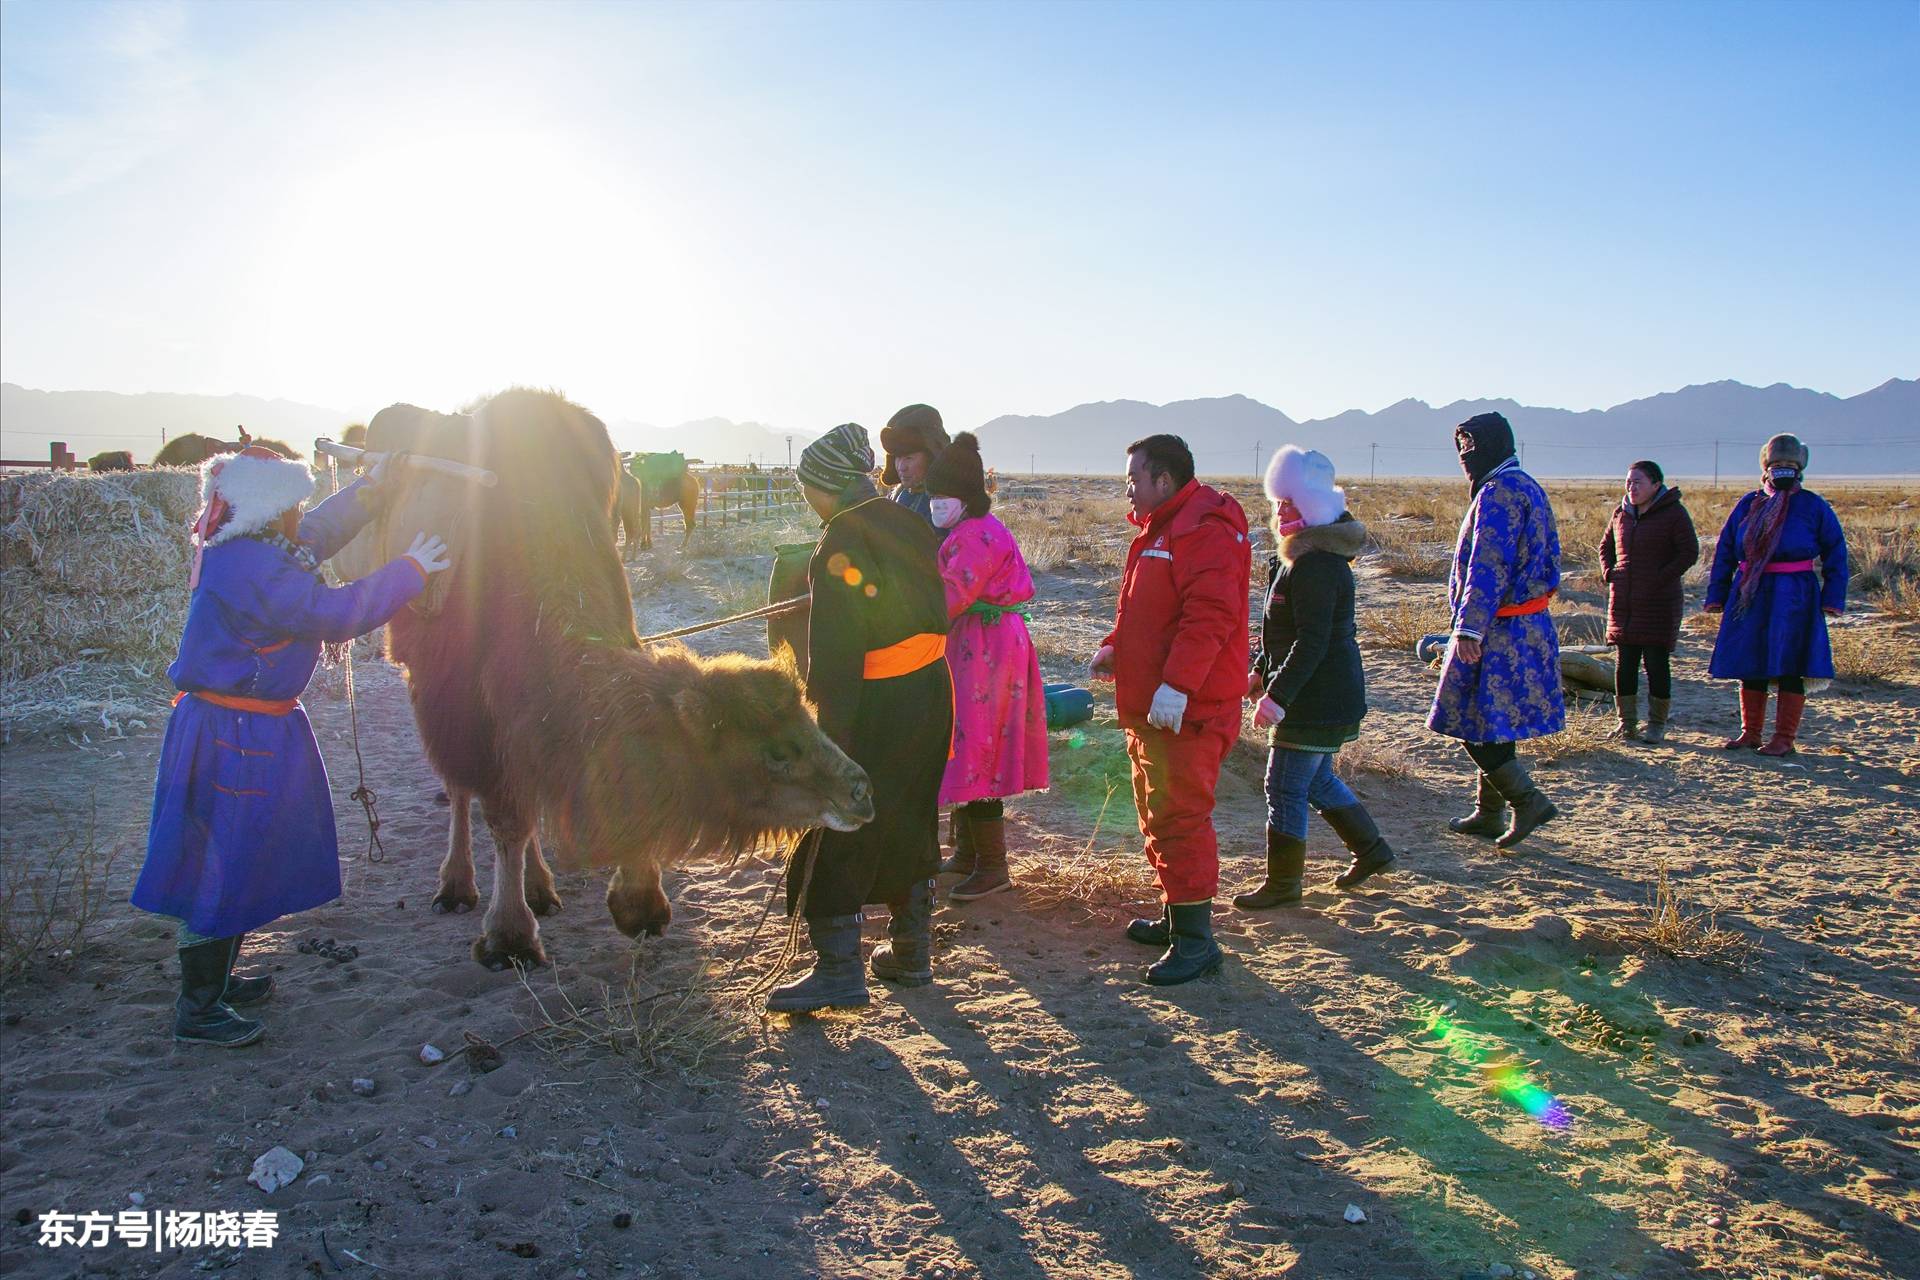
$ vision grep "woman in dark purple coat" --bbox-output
[1599,460,1698,742]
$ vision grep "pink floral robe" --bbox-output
[938,514,1050,806]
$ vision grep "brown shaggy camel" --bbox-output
[334,390,873,968]
[153,431,299,467]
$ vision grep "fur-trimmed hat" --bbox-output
[879,404,949,486]
[926,432,989,512]
[1263,445,1346,527]
[195,446,315,547]
[1760,433,1810,471]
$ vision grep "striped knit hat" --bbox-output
[797,423,874,495]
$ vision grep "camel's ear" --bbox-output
[769,641,801,682]
[672,687,717,738]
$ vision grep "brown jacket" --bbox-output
[1599,486,1699,648]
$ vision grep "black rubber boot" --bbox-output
[222,934,274,1007]
[1447,772,1506,838]
[1322,804,1397,890]
[1126,905,1170,948]
[870,880,934,987]
[1488,759,1558,849]
[1145,902,1223,986]
[1232,828,1305,909]
[174,939,264,1047]
[938,809,976,876]
[765,915,871,1013]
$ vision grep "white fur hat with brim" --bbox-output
[1264,445,1346,527]
[197,447,316,546]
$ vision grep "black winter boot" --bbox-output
[765,915,870,1013]
[938,810,976,876]
[1322,804,1397,890]
[222,934,274,1006]
[1126,905,1170,948]
[174,939,264,1047]
[1145,902,1223,986]
[1448,772,1506,838]
[1232,828,1305,909]
[870,880,934,986]
[1487,759,1558,849]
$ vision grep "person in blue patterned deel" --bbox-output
[1427,412,1566,849]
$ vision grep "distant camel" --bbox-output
[88,450,134,472]
[619,454,699,553]
[153,432,299,467]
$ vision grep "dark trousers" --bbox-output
[1463,741,1517,773]
[1615,644,1673,698]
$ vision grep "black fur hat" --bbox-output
[879,404,948,486]
[926,432,990,516]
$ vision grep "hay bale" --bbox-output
[0,470,198,718]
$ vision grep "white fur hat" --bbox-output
[1264,445,1346,527]
[198,448,315,546]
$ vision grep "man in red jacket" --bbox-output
[1090,434,1252,986]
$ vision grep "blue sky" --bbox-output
[1,0,1914,434]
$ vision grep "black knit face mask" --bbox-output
[1767,466,1801,490]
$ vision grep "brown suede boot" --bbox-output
[950,813,1011,901]
[939,809,976,876]
[1642,696,1673,744]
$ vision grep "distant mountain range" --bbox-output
[0,384,809,467]
[976,379,1919,478]
[5,378,1912,477]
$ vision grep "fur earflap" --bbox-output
[200,449,315,545]
[1263,445,1346,527]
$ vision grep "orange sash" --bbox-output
[863,632,947,681]
[1495,590,1555,618]
[174,690,300,716]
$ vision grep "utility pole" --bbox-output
[786,435,793,468]
[1370,442,1378,482]
[1030,452,1036,475]
[1712,439,1720,491]
[1253,440,1261,480]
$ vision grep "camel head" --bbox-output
[662,652,875,835]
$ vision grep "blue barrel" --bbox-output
[1044,683,1095,730]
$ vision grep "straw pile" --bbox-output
[0,469,201,735]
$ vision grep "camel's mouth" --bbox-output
[819,808,870,833]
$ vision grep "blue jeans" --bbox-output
[1264,747,1359,840]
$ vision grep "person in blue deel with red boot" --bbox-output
[132,445,451,1047]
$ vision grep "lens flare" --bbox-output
[1422,1006,1571,1130]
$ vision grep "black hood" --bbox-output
[1455,412,1515,490]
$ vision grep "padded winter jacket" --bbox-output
[1599,486,1699,649]
[1253,515,1368,728]
[1102,480,1252,728]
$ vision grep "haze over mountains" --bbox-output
[976,378,1919,478]
[3,378,1913,477]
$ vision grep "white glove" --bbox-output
[1089,644,1116,682]
[1253,696,1285,729]
[1146,683,1188,733]
[403,532,451,576]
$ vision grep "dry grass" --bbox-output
[997,493,1129,572]
[0,814,127,986]
[1358,591,1449,653]
[514,956,749,1076]
[1827,621,1914,686]
[1333,730,1418,781]
[1014,781,1157,918]
[1595,862,1760,970]
[1529,702,1618,763]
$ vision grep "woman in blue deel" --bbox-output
[1704,433,1848,758]
[132,445,450,1047]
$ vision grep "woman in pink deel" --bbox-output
[923,433,1049,901]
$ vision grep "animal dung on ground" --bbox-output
[246,1146,304,1194]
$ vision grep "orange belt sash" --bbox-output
[174,690,300,716]
[1494,590,1555,618]
[863,632,947,680]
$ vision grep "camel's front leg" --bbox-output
[524,830,563,917]
[432,786,479,914]
[606,861,672,940]
[473,800,548,970]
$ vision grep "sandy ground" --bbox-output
[2,489,1918,1280]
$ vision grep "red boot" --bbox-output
[1723,686,1767,749]
[1758,691,1806,757]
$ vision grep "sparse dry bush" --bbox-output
[1595,862,1759,969]
[1358,592,1449,652]
[1529,703,1617,763]
[1333,732,1417,781]
[1827,622,1912,686]
[0,815,127,986]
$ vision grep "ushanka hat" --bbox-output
[188,445,316,586]
[879,403,949,486]
[1263,445,1346,527]
[1760,433,1810,471]
[797,423,876,496]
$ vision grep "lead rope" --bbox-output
[342,639,387,863]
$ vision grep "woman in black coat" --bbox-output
[1598,460,1699,742]
[1235,447,1398,909]
[767,424,953,1014]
